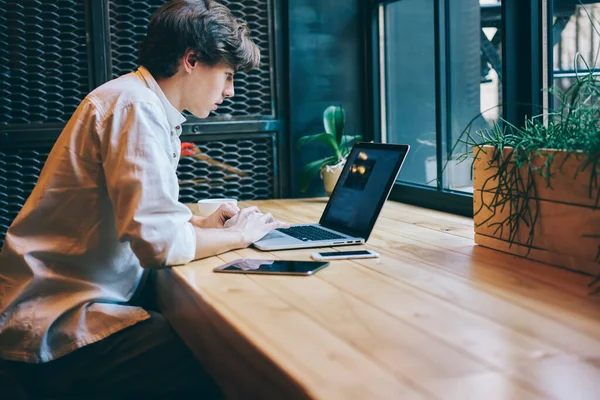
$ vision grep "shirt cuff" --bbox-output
[165,221,196,266]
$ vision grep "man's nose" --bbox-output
[223,82,235,98]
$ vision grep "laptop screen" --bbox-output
[319,143,409,239]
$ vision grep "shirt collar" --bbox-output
[135,66,187,134]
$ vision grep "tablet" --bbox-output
[213,259,329,276]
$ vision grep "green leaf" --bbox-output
[323,106,346,146]
[339,134,363,155]
[297,132,341,159]
[340,134,362,146]
[299,155,338,192]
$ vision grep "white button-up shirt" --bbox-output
[0,67,196,363]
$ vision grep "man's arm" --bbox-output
[191,206,288,260]
[99,101,196,268]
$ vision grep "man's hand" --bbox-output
[189,205,290,261]
[224,206,290,246]
[190,202,240,229]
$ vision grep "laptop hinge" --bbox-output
[318,223,361,239]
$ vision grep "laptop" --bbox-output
[253,142,410,251]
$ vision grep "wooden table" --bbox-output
[156,199,600,400]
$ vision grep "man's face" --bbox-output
[184,60,235,118]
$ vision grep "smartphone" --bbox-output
[311,250,379,261]
[213,259,329,276]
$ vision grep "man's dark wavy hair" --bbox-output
[138,0,260,78]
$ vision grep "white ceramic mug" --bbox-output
[196,198,238,217]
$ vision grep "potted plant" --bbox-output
[451,68,600,292]
[298,105,362,195]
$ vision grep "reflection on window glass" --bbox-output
[552,1,600,109]
[381,0,502,192]
[383,0,436,187]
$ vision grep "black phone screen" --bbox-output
[318,250,372,257]
[214,259,329,275]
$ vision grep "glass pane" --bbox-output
[552,1,600,109]
[444,0,503,193]
[381,0,502,191]
[383,0,437,187]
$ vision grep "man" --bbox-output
[0,0,287,398]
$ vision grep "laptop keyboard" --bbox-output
[276,225,345,242]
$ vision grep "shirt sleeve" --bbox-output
[98,101,196,268]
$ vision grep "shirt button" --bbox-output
[172,153,177,158]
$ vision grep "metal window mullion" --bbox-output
[365,2,381,143]
[502,0,545,127]
[84,0,110,90]
[266,0,278,120]
[542,0,549,120]
[592,7,597,66]
[273,0,289,198]
[378,5,387,143]
[548,0,555,111]
[434,0,448,190]
[576,7,581,66]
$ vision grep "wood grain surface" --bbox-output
[156,199,600,400]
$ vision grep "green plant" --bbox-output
[456,70,600,231]
[449,67,600,293]
[298,105,362,192]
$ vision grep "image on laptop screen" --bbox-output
[320,145,408,238]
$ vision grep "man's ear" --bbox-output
[182,49,197,72]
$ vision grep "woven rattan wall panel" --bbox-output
[108,0,273,118]
[0,147,50,248]
[0,0,89,125]
[178,135,275,203]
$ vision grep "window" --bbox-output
[373,0,505,215]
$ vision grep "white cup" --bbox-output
[196,198,238,217]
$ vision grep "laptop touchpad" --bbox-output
[260,231,286,240]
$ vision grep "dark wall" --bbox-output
[287,0,368,197]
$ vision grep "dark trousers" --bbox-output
[0,271,224,399]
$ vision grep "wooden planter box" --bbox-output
[473,145,600,276]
